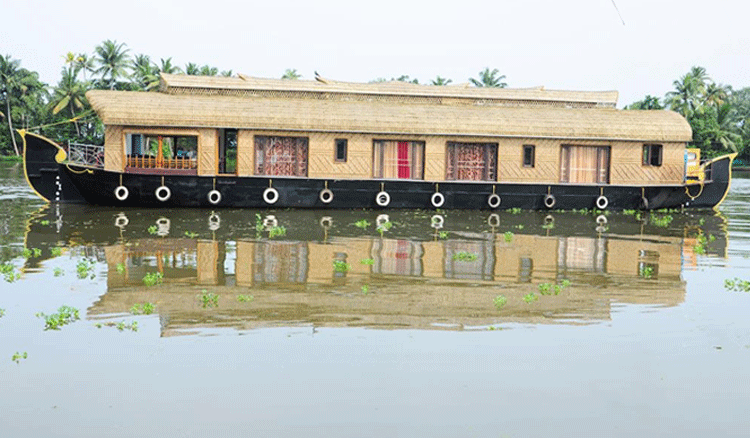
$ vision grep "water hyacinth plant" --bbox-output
[36,305,80,330]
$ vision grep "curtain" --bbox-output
[560,146,609,183]
[446,142,497,181]
[255,136,308,176]
[374,141,424,179]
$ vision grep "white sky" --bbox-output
[2,0,749,107]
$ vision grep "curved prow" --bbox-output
[21,130,86,203]
[690,152,736,210]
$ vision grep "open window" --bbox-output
[642,144,663,167]
[125,133,198,174]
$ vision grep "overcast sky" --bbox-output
[2,0,748,107]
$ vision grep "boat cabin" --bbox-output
[85,73,693,187]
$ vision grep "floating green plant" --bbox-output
[438,231,449,239]
[142,272,163,287]
[1,263,20,283]
[76,258,95,279]
[199,290,219,308]
[523,293,538,303]
[268,225,286,238]
[360,258,374,265]
[53,267,64,277]
[237,294,254,302]
[377,222,392,236]
[96,321,138,332]
[509,208,522,214]
[361,285,370,294]
[116,263,126,274]
[452,251,478,262]
[130,302,156,315]
[147,225,158,235]
[36,305,80,330]
[693,233,709,255]
[333,260,351,272]
[639,265,655,279]
[724,278,750,292]
[50,247,63,257]
[354,219,371,229]
[40,220,50,225]
[22,248,42,258]
[184,231,199,238]
[0,308,5,318]
[493,295,507,309]
[11,352,27,363]
[503,231,513,243]
[538,279,571,295]
[649,214,674,227]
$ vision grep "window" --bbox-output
[219,128,237,174]
[560,145,610,184]
[373,140,424,179]
[125,133,197,171]
[523,145,535,168]
[255,136,308,176]
[446,142,498,181]
[643,144,663,166]
[335,139,348,162]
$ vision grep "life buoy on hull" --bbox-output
[263,187,279,204]
[376,191,390,207]
[431,192,445,208]
[596,195,609,210]
[544,194,556,209]
[319,188,334,204]
[488,194,501,209]
[155,186,171,202]
[207,190,222,205]
[114,185,129,201]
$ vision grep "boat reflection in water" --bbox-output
[24,206,727,335]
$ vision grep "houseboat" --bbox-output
[21,73,735,210]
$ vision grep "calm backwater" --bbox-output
[2,161,750,437]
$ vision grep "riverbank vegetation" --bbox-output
[2,42,749,160]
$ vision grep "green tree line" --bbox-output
[3,41,747,162]
[627,66,750,160]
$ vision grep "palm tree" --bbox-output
[50,65,88,136]
[281,69,301,80]
[93,40,131,90]
[1,54,44,155]
[469,68,507,88]
[665,66,711,116]
[199,65,219,76]
[711,103,742,152]
[626,95,663,110]
[185,63,200,75]
[157,57,182,75]
[430,76,452,86]
[220,70,233,77]
[131,54,160,91]
[705,82,730,107]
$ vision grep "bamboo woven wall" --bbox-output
[104,125,123,172]
[609,141,683,185]
[198,129,217,176]
[237,130,254,176]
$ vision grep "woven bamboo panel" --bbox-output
[498,138,559,183]
[159,73,619,108]
[237,130,254,176]
[610,142,683,184]
[87,90,691,143]
[198,129,217,176]
[104,125,123,172]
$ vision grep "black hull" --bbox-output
[22,131,734,211]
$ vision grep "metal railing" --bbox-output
[67,142,104,169]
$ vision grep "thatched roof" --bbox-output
[159,73,619,109]
[87,88,691,142]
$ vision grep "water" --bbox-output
[2,161,750,437]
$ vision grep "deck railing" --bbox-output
[126,155,198,170]
[67,142,104,169]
